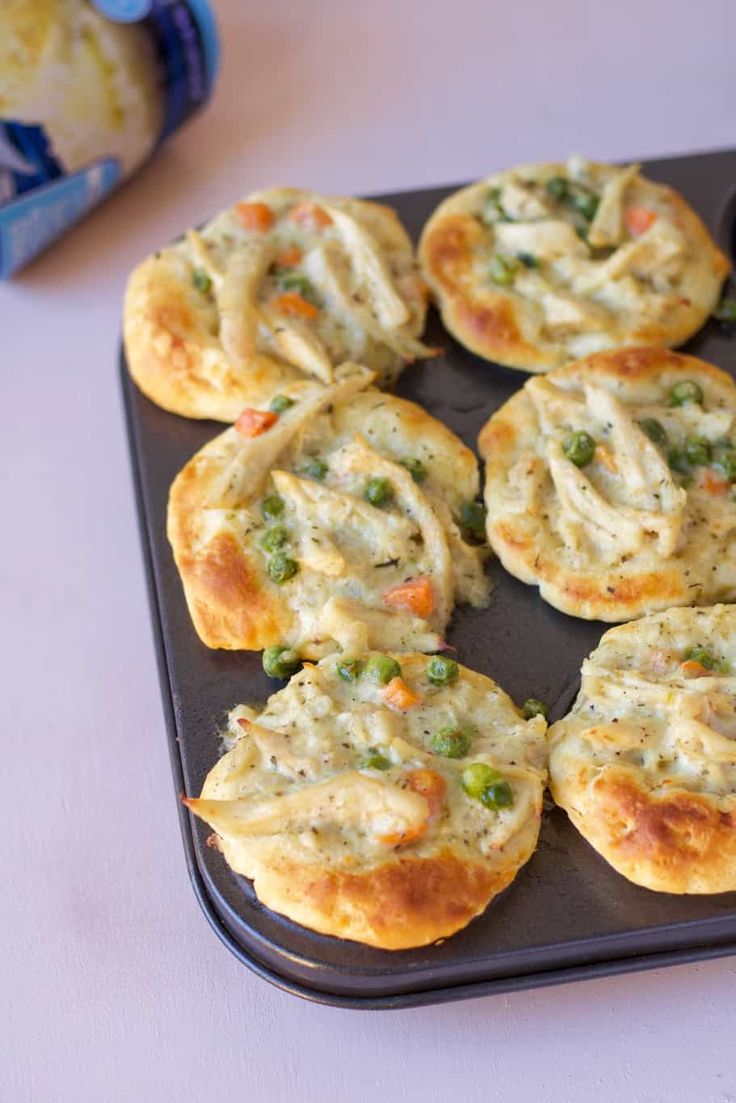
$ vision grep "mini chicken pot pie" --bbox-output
[168,366,490,655]
[549,605,736,893]
[419,157,728,373]
[124,187,434,420]
[184,651,547,949]
[479,347,736,622]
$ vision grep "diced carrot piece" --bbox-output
[274,246,303,268]
[377,769,447,847]
[680,660,711,678]
[382,676,422,711]
[595,443,618,474]
[624,206,657,237]
[383,576,435,618]
[700,469,731,496]
[235,201,274,232]
[289,201,333,230]
[378,821,427,848]
[271,291,320,320]
[235,408,278,437]
[407,769,447,817]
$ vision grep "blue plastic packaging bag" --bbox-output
[0,0,219,276]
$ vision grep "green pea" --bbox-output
[517,252,539,268]
[684,435,712,467]
[545,177,569,201]
[261,495,285,521]
[337,659,363,682]
[479,779,514,809]
[713,447,736,482]
[300,458,328,481]
[522,697,548,720]
[668,448,691,475]
[669,380,704,407]
[457,500,487,540]
[714,297,736,324]
[277,271,317,302]
[262,645,301,679]
[192,267,212,293]
[427,655,459,686]
[570,190,599,221]
[638,418,668,446]
[259,524,288,552]
[683,645,716,670]
[364,477,394,508]
[269,394,295,414]
[431,726,472,759]
[364,654,402,685]
[462,762,501,799]
[360,751,392,771]
[489,253,519,286]
[482,186,511,223]
[268,552,299,584]
[399,457,428,483]
[563,430,596,467]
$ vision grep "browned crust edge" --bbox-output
[419,183,729,374]
[167,457,294,649]
[225,823,541,949]
[551,764,736,894]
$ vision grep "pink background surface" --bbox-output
[4,2,736,1099]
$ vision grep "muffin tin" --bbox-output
[122,146,736,1007]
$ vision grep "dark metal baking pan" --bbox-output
[122,146,736,1007]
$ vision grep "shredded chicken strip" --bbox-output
[309,241,434,360]
[186,772,428,838]
[239,718,324,781]
[271,470,418,572]
[583,383,685,556]
[323,205,409,330]
[205,367,374,507]
[587,163,640,247]
[217,240,276,367]
[260,302,334,383]
[329,436,453,628]
[547,439,646,555]
[316,597,442,655]
[186,229,224,291]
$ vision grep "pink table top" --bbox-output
[4,1,736,1099]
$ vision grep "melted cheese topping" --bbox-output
[188,652,547,872]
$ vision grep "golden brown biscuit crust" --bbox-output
[125,188,431,421]
[479,347,736,621]
[230,846,528,950]
[185,652,547,948]
[571,768,736,894]
[420,160,728,373]
[124,254,296,421]
[549,605,736,893]
[168,375,489,653]
[420,212,552,371]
